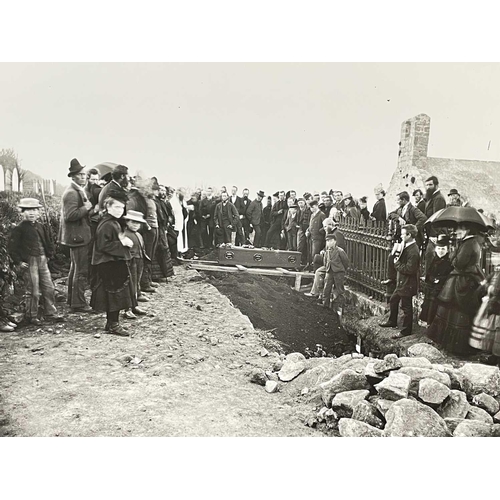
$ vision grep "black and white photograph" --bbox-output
[2,2,499,498]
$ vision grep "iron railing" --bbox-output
[338,219,391,302]
[338,218,495,302]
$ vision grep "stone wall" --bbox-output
[385,114,500,218]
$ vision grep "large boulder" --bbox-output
[283,355,371,396]
[352,400,385,429]
[453,421,495,437]
[407,343,445,363]
[320,369,371,407]
[375,372,411,401]
[418,378,451,406]
[471,393,500,415]
[437,390,470,419]
[398,367,451,392]
[278,352,307,382]
[459,364,500,397]
[331,390,370,418]
[384,399,451,437]
[466,406,494,424]
[398,357,432,368]
[338,418,383,437]
[373,354,402,375]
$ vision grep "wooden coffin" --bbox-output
[216,246,301,269]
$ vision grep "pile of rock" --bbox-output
[250,343,500,437]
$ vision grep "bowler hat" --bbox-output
[342,192,353,201]
[18,198,42,209]
[448,189,460,196]
[123,210,147,224]
[257,190,265,198]
[68,158,85,177]
[309,200,318,207]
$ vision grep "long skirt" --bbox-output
[426,303,476,356]
[469,296,500,356]
[419,282,444,324]
[91,261,137,313]
[152,230,174,280]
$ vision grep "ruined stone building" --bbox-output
[386,113,500,219]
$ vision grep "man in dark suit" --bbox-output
[395,191,427,247]
[214,191,240,245]
[229,186,246,246]
[239,188,251,244]
[246,190,264,247]
[379,224,420,337]
[261,196,272,247]
[59,158,93,312]
[371,186,387,222]
[199,186,217,249]
[98,165,130,213]
[265,191,287,249]
[297,198,311,265]
[306,200,326,266]
[424,175,447,273]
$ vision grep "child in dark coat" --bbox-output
[419,235,453,326]
[123,210,149,320]
[8,198,64,326]
[90,197,136,336]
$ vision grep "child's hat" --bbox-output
[436,234,450,247]
[18,198,42,209]
[123,210,147,224]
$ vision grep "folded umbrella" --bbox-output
[425,206,494,231]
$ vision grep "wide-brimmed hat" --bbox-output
[68,158,85,177]
[123,210,147,224]
[309,200,318,207]
[18,198,42,209]
[257,190,265,198]
[448,189,460,196]
[374,184,385,196]
[342,192,353,201]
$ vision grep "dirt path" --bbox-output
[0,266,317,437]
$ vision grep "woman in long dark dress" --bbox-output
[469,246,500,360]
[419,235,453,326]
[91,197,136,336]
[426,225,484,355]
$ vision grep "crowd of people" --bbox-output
[3,159,500,366]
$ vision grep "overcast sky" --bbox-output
[1,62,499,202]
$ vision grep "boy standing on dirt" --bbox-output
[123,210,149,319]
[321,233,349,311]
[8,198,65,326]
